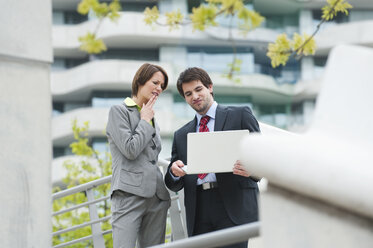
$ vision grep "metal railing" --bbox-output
[52,158,176,248]
[52,175,111,248]
[150,222,260,248]
[52,157,260,247]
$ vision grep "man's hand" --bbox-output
[171,160,187,177]
[233,160,250,177]
[140,94,157,122]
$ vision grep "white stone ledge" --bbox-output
[240,132,373,219]
[240,45,373,220]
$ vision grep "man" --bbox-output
[164,67,260,248]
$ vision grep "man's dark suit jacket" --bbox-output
[165,104,260,236]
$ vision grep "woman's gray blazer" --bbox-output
[106,103,170,200]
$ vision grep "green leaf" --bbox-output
[78,32,107,54]
[190,5,218,31]
[165,9,184,30]
[267,34,291,68]
[77,0,92,15]
[291,33,316,56]
[238,9,264,34]
[144,6,160,25]
[322,0,353,20]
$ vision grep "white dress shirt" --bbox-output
[171,102,218,184]
[195,101,217,185]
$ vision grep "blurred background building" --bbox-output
[50,0,373,183]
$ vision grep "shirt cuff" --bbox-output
[169,167,181,181]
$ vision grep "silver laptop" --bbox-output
[186,130,250,174]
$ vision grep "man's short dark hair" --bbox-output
[176,67,213,97]
[132,63,168,97]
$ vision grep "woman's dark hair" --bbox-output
[132,63,168,96]
[176,67,213,97]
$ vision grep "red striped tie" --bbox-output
[198,116,210,179]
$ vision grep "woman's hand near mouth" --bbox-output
[140,94,157,123]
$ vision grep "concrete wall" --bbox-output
[261,185,373,248]
[0,0,52,247]
[240,45,373,247]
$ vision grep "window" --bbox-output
[51,57,89,71]
[52,102,64,116]
[64,11,88,24]
[53,146,72,158]
[313,9,348,24]
[314,56,328,78]
[96,48,159,61]
[214,95,252,107]
[173,93,253,119]
[91,138,109,159]
[187,0,202,13]
[256,57,300,84]
[102,0,158,12]
[263,14,299,34]
[65,58,89,69]
[256,104,289,128]
[51,58,66,72]
[187,46,254,74]
[53,11,64,25]
[91,91,132,108]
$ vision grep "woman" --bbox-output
[106,63,171,248]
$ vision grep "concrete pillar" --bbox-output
[0,0,52,247]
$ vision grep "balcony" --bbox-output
[316,20,373,55]
[52,106,177,148]
[52,12,278,57]
[51,59,316,105]
[51,60,174,101]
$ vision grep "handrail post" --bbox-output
[168,191,187,240]
[86,188,106,248]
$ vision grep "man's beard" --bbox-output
[191,99,210,114]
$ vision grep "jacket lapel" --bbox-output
[185,117,198,183]
[153,117,162,146]
[124,103,141,122]
[185,117,197,134]
[214,105,227,131]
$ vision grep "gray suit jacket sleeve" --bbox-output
[107,105,154,160]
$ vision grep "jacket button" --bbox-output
[151,145,156,150]
[150,160,156,165]
[152,133,156,138]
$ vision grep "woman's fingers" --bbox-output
[145,94,156,107]
[147,94,157,108]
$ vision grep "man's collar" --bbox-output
[196,101,217,122]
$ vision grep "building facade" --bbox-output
[51,0,373,183]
